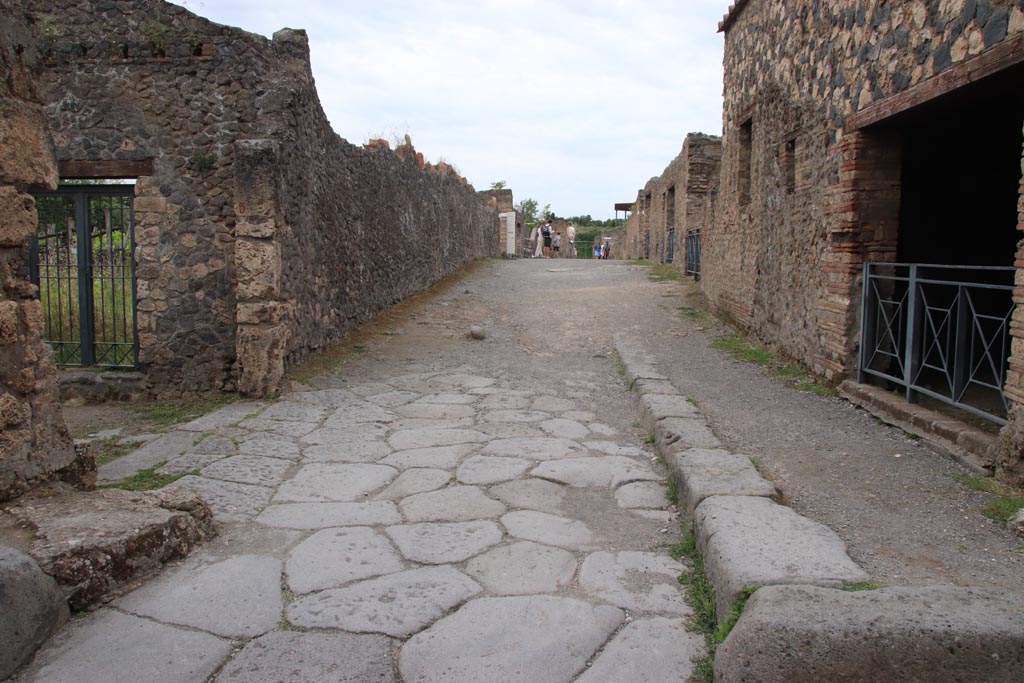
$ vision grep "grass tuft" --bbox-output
[92,437,136,466]
[104,465,197,491]
[644,434,656,445]
[665,477,679,506]
[127,398,233,432]
[709,333,836,397]
[953,473,1024,522]
[842,580,882,592]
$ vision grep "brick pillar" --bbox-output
[233,140,292,398]
[996,121,1024,484]
[814,129,901,379]
[0,9,91,500]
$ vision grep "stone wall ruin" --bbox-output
[30,0,500,399]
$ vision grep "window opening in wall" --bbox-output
[783,138,796,194]
[30,180,139,368]
[738,118,752,205]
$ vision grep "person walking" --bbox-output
[541,220,553,258]
[602,240,610,260]
[594,240,602,259]
[552,231,562,258]
[566,221,576,258]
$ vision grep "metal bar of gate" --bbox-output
[902,264,919,404]
[76,192,95,366]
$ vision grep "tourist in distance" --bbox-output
[566,221,576,258]
[602,240,610,260]
[541,220,553,258]
[552,231,561,258]
[531,224,543,258]
[594,240,602,259]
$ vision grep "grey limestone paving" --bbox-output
[97,429,199,483]
[34,264,705,682]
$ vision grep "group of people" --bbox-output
[530,219,611,259]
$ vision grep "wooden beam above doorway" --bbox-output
[58,159,154,179]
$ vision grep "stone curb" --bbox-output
[613,337,866,617]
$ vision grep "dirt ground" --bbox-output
[67,257,1023,590]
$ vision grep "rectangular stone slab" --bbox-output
[655,417,722,452]
[638,393,701,432]
[715,585,1024,683]
[669,448,778,515]
[694,496,868,620]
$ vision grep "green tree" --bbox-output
[490,180,508,190]
[515,198,539,227]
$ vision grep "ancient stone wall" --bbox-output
[0,1,91,502]
[713,0,1024,372]
[30,0,499,398]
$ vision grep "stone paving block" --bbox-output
[388,428,489,450]
[400,486,507,522]
[539,418,590,440]
[386,521,502,564]
[390,417,477,431]
[116,555,282,638]
[456,455,531,485]
[286,527,404,594]
[483,409,551,423]
[256,501,401,529]
[288,389,357,406]
[587,422,618,436]
[531,396,576,412]
[157,451,227,475]
[216,631,397,683]
[0,547,68,680]
[188,434,238,456]
[287,566,481,637]
[97,430,198,483]
[379,443,479,470]
[655,416,722,451]
[170,475,274,521]
[620,360,668,388]
[429,373,496,390]
[273,463,397,503]
[178,401,266,432]
[615,481,670,509]
[346,382,395,397]
[670,448,778,514]
[415,393,479,405]
[695,496,869,619]
[363,390,421,407]
[562,410,596,422]
[480,393,532,410]
[488,478,566,514]
[321,402,397,425]
[399,596,623,683]
[715,585,1024,683]
[236,432,301,460]
[300,423,389,445]
[577,617,703,683]
[373,468,451,500]
[302,440,392,463]
[481,436,586,460]
[200,454,292,488]
[501,510,596,550]
[18,609,230,683]
[531,456,660,488]
[475,422,547,439]
[465,541,577,595]
[394,402,476,420]
[236,418,319,438]
[583,440,648,457]
[578,551,689,615]
[259,401,330,423]
[638,393,701,432]
[632,378,679,396]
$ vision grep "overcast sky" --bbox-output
[177,1,727,219]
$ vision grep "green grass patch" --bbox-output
[680,306,711,322]
[127,398,233,432]
[644,434,656,445]
[709,333,836,397]
[842,580,883,592]
[351,344,369,353]
[665,477,678,506]
[91,437,136,466]
[669,527,757,683]
[952,473,1024,523]
[104,465,197,491]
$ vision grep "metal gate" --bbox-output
[858,262,1014,424]
[685,229,701,279]
[30,186,138,368]
[644,232,650,260]
[666,227,676,263]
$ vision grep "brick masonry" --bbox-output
[30,0,501,398]
[0,1,92,502]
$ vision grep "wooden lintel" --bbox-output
[848,34,1024,130]
[58,158,154,179]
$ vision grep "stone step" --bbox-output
[715,584,1024,683]
[694,495,868,619]
[668,447,778,515]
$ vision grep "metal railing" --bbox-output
[685,229,701,280]
[858,262,1015,425]
[31,186,138,368]
[666,227,676,263]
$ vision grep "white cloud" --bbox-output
[178,0,727,218]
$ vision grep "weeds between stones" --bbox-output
[842,581,883,592]
[709,333,836,397]
[92,437,137,466]
[644,434,656,445]
[664,478,678,506]
[952,473,1024,523]
[103,464,198,491]
[669,527,757,683]
[127,397,235,432]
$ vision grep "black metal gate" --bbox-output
[666,227,676,263]
[685,229,701,280]
[30,186,138,368]
[644,232,650,260]
[858,262,1015,424]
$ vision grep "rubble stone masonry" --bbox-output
[32,0,499,398]
[0,1,92,501]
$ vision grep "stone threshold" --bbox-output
[837,380,996,477]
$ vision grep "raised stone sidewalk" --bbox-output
[13,367,704,682]
[615,335,1024,682]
